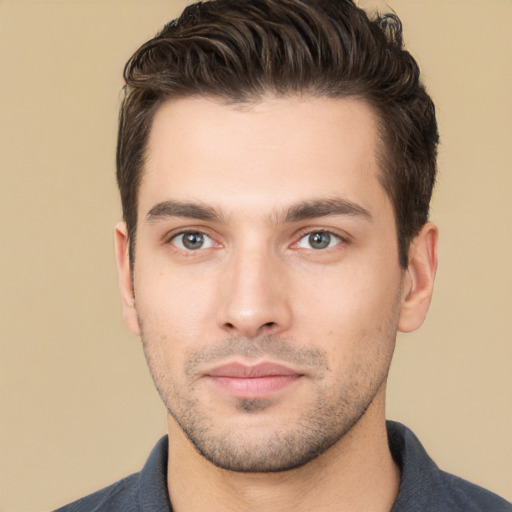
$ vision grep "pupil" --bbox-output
[183,232,204,250]
[309,232,330,249]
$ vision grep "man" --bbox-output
[56,0,511,510]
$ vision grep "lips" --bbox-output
[205,362,303,399]
[207,362,300,378]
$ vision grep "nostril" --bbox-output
[262,322,276,329]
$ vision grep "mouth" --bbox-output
[205,362,304,399]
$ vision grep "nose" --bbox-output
[216,246,292,338]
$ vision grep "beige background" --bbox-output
[0,0,511,510]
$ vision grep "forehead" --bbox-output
[140,95,389,219]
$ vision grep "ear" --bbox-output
[114,222,141,337]
[398,222,439,333]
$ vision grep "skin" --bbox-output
[115,95,438,512]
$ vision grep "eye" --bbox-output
[297,231,342,250]
[171,231,214,251]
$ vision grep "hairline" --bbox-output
[127,90,405,267]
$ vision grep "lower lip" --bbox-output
[208,375,302,399]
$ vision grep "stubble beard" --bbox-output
[140,331,396,473]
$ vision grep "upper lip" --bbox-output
[206,362,302,378]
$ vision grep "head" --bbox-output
[114,0,439,474]
[117,0,438,269]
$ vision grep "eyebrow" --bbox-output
[145,197,372,224]
[146,201,223,223]
[280,197,372,223]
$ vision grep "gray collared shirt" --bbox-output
[55,421,511,511]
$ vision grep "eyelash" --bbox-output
[293,229,349,251]
[164,228,350,253]
[166,229,216,252]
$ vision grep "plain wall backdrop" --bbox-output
[0,0,511,510]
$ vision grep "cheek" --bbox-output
[134,260,219,349]
[293,260,401,353]
[298,262,399,316]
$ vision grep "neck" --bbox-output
[166,392,400,512]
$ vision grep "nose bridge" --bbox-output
[217,238,291,337]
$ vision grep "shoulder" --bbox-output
[53,473,140,512]
[433,470,512,512]
[53,436,171,512]
[387,421,511,512]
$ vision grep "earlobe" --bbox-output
[114,222,141,337]
[398,222,438,333]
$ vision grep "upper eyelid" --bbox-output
[173,231,213,248]
[161,226,351,247]
[293,227,351,243]
[295,231,345,249]
[299,230,341,240]
[164,227,214,243]
[166,230,218,255]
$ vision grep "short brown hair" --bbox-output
[117,0,438,267]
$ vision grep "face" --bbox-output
[116,95,431,472]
